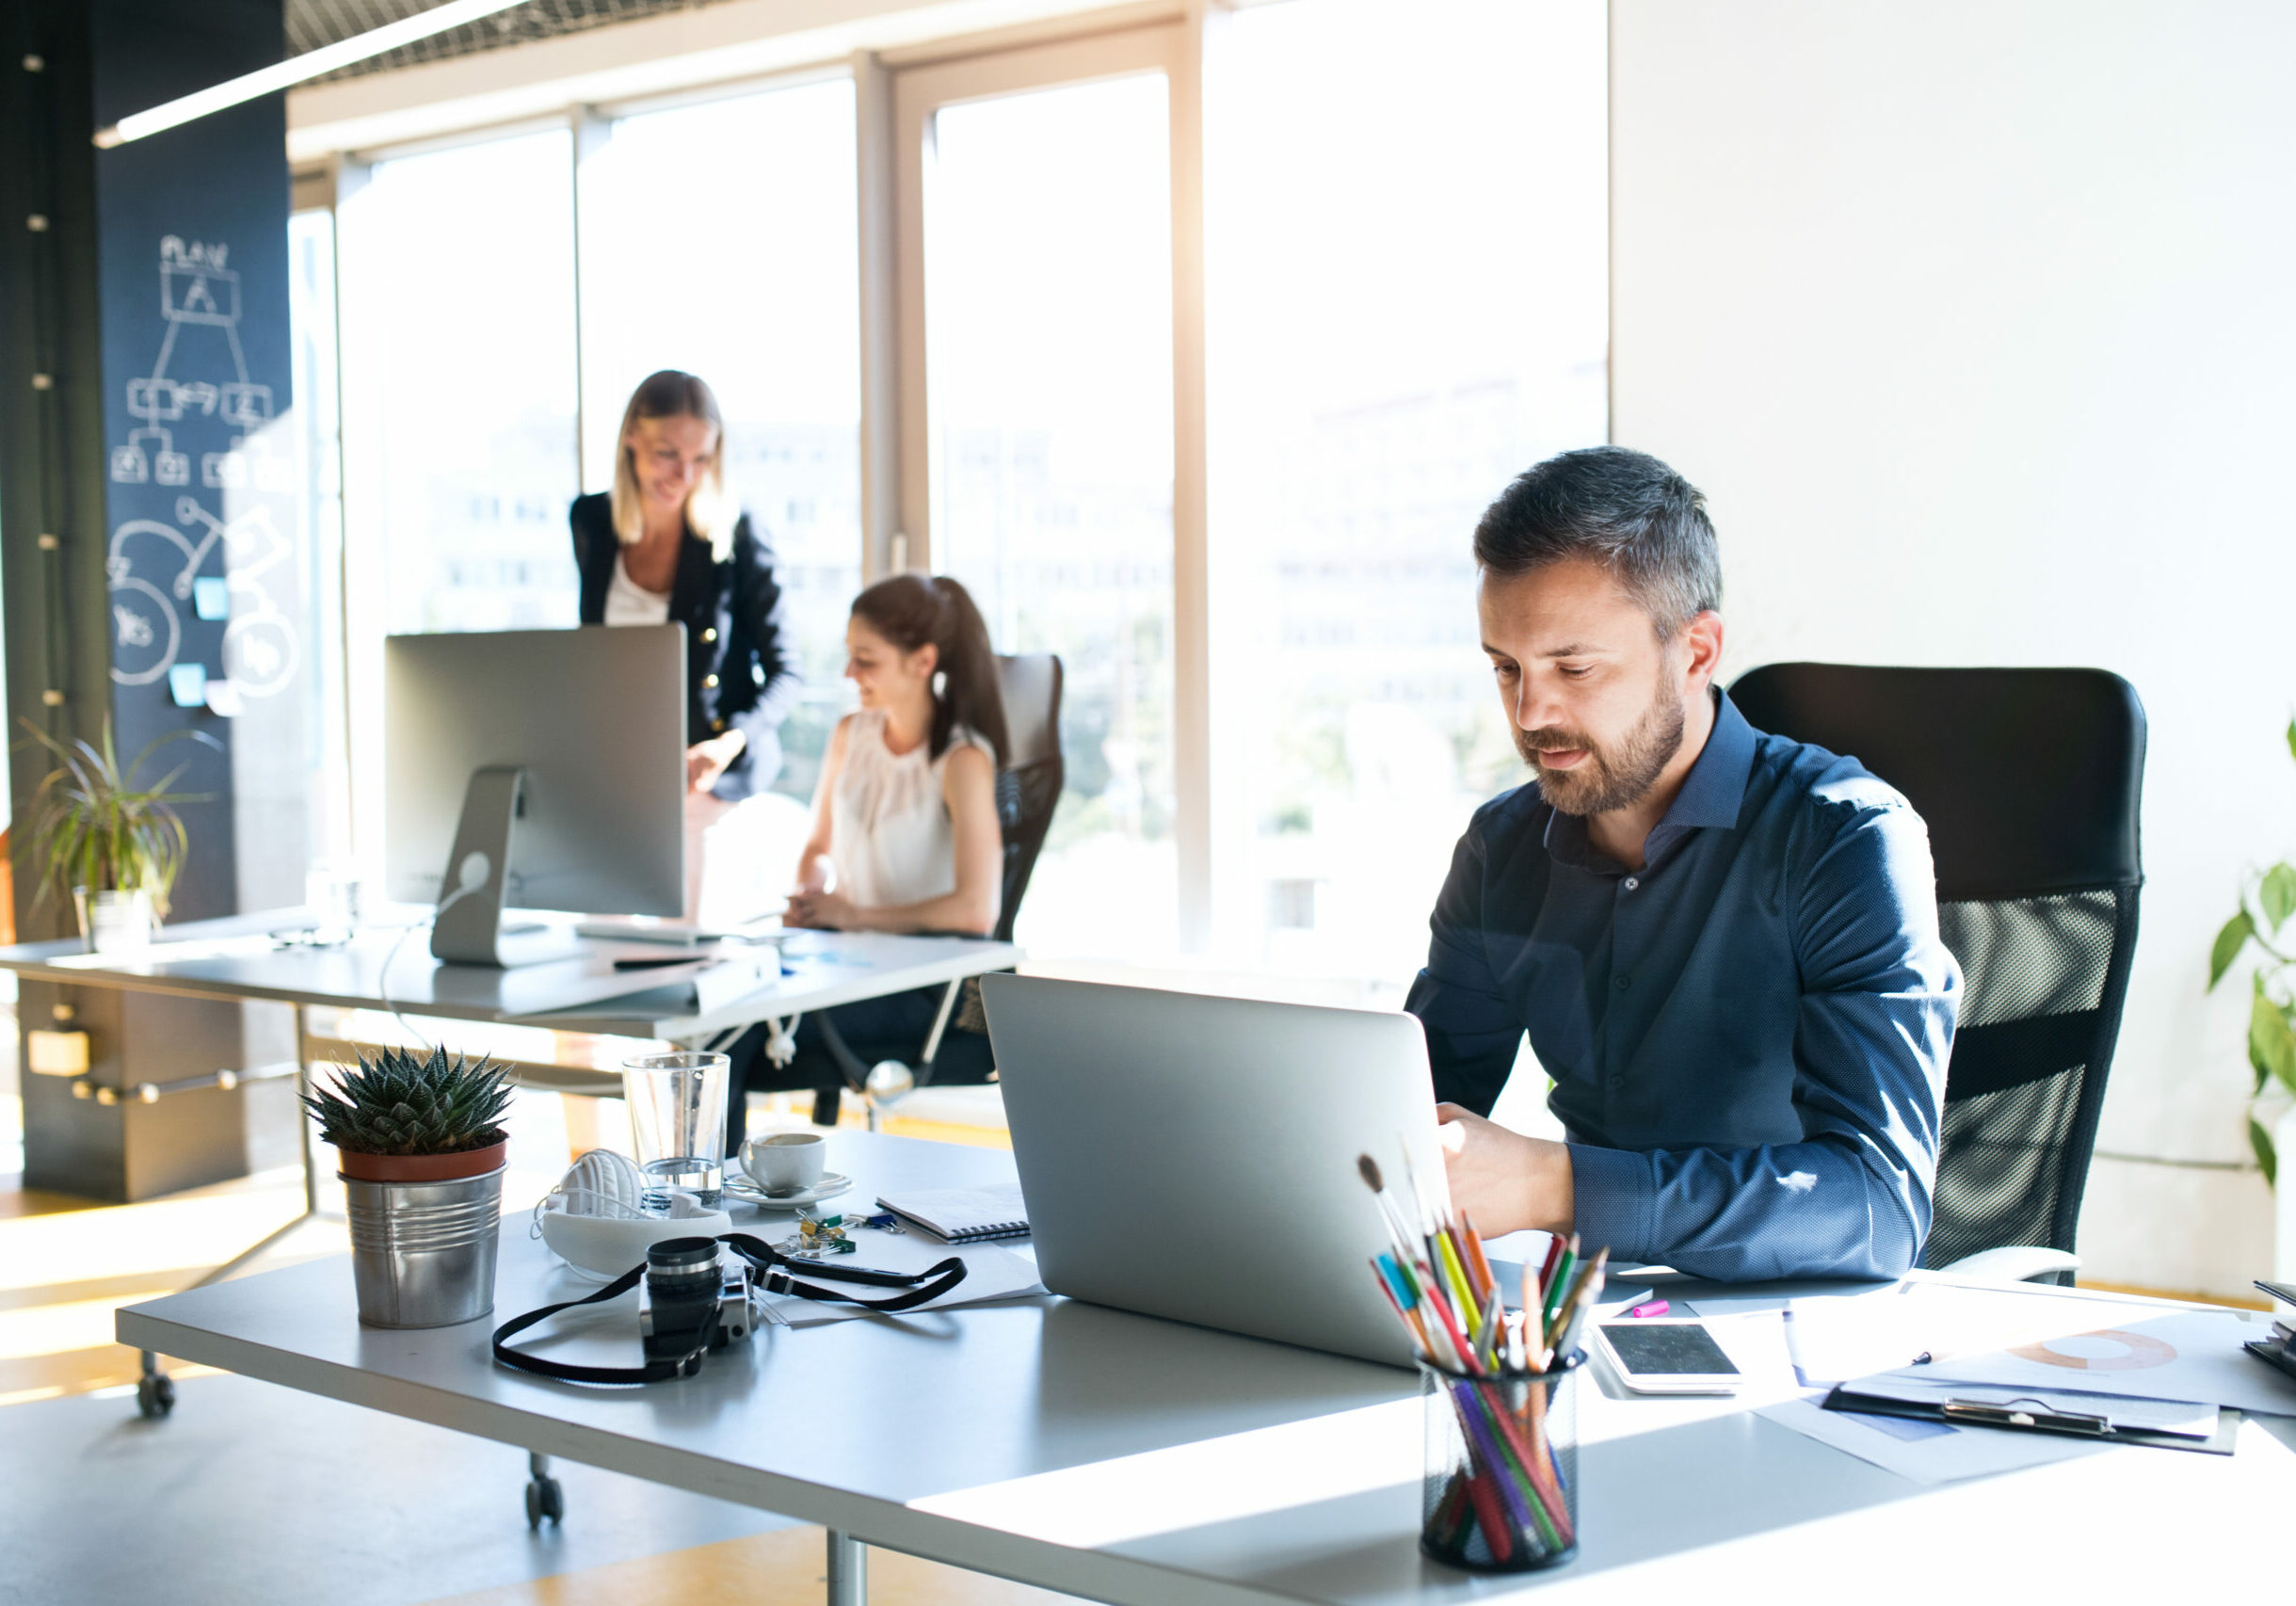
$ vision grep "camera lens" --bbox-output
[640,1236,732,1364]
[647,1236,720,1275]
[647,1237,721,1295]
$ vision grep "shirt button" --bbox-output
[701,627,717,643]
[1623,876,1640,891]
[712,717,727,732]
[1614,974,1630,991]
[703,673,719,688]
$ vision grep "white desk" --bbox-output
[117,1131,2295,1603]
[10,916,1016,1411]
[0,910,1018,1044]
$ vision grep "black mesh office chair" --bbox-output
[815,652,1064,1117]
[1727,664,2145,1281]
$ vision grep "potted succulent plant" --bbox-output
[302,1047,515,1328]
[16,717,212,954]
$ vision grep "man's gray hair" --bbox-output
[1472,446,1721,636]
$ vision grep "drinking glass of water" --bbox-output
[620,1051,731,1212]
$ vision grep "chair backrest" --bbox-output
[1726,664,2146,1271]
[991,653,1065,944]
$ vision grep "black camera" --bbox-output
[495,1230,968,1387]
[638,1236,757,1365]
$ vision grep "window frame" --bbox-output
[885,20,1214,946]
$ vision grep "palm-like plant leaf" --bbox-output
[14,717,216,919]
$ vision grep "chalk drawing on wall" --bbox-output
[105,234,301,695]
[108,237,292,494]
[108,496,299,696]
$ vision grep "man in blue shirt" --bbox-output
[1409,447,1959,1281]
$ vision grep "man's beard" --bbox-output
[1515,678,1687,817]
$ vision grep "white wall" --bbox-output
[1611,0,2296,1295]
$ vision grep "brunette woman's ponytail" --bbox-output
[850,573,1010,764]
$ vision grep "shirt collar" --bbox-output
[1540,687,1758,871]
[1661,687,1758,834]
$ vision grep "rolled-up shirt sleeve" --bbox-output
[1569,799,1956,1281]
[1405,815,1523,1116]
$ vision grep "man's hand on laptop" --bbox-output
[1436,1103,1574,1237]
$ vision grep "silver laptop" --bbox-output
[979,974,1448,1368]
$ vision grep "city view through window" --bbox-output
[317,0,1605,997]
[1212,0,1609,997]
[925,72,1180,961]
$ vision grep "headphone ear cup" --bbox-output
[567,1148,645,1213]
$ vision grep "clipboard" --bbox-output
[1822,1384,2241,1456]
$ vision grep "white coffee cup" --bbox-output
[742,1132,827,1196]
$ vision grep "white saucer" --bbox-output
[724,1171,854,1211]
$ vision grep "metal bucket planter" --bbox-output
[338,1140,506,1328]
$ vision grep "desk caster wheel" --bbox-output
[136,1373,175,1419]
[525,1473,564,1528]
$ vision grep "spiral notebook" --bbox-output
[875,1183,1031,1244]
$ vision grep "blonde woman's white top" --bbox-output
[603,554,672,626]
[830,708,996,910]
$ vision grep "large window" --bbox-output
[311,6,1606,971]
[922,71,1178,960]
[578,78,864,804]
[287,207,351,868]
[1211,0,1610,994]
[340,130,581,636]
[336,130,581,859]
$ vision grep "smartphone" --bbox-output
[1591,1318,1744,1394]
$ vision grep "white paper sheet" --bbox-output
[1758,1393,2112,1485]
[1878,1307,2296,1418]
[1785,1278,2167,1386]
[758,1237,1047,1328]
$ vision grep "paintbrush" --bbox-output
[1357,1154,1423,1268]
[1395,1134,1441,1237]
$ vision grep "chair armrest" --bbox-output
[1935,1245,2082,1283]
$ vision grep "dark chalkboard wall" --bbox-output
[1,0,297,1197]
[93,0,296,923]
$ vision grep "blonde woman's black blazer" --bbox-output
[570,492,798,800]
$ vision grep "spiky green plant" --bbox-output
[301,1047,515,1158]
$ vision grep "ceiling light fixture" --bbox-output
[94,0,529,148]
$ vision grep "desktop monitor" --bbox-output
[384,626,685,965]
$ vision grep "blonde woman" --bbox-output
[571,370,799,920]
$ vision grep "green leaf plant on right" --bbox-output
[2208,718,2296,1188]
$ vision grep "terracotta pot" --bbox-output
[334,1138,508,1183]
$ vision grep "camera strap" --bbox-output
[491,1232,971,1385]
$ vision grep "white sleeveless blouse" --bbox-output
[830,708,995,909]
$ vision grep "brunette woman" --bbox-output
[733,572,1009,1132]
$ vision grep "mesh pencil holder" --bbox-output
[1418,1350,1582,1572]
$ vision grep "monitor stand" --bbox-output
[429,765,581,968]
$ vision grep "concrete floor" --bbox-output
[0,1024,1068,1606]
[0,1062,795,1606]
[0,1373,792,1606]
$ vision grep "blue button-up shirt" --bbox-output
[1405,690,1959,1281]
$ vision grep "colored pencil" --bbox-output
[1357,1144,1604,1564]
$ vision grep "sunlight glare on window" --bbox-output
[926,72,1178,961]
[1211,0,1608,995]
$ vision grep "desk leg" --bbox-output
[296,1009,320,1217]
[826,1530,867,1605]
[133,1008,329,1419]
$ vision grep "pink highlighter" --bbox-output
[1624,1298,1670,1319]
